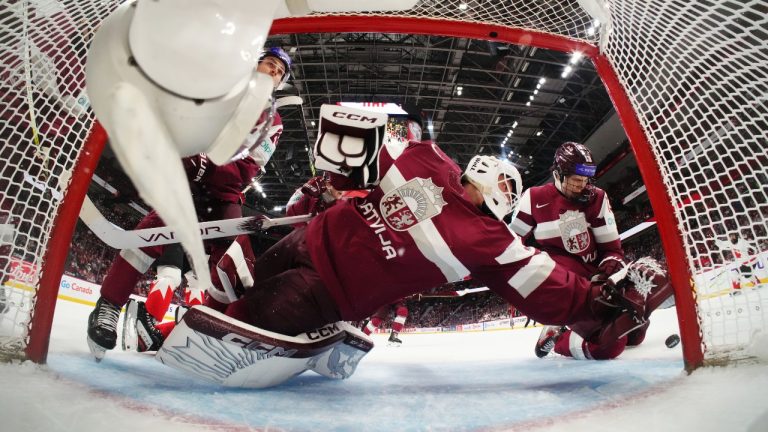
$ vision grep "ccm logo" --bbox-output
[306,323,341,340]
[332,112,378,123]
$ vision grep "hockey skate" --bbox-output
[535,326,566,358]
[87,297,120,362]
[387,331,403,346]
[174,304,189,323]
[0,286,9,314]
[123,299,165,352]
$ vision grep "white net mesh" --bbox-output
[602,0,768,362]
[0,0,118,359]
[1,0,765,364]
[312,0,599,42]
[288,0,768,364]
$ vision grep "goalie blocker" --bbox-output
[314,104,388,187]
[155,306,374,388]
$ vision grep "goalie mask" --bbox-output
[463,155,523,221]
[552,141,597,204]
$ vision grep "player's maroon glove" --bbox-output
[300,175,328,198]
[301,175,339,214]
[183,153,211,183]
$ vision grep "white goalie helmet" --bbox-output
[463,155,523,220]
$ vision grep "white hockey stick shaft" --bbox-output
[79,196,312,249]
[275,96,303,109]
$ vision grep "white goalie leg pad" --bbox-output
[155,306,374,388]
[306,322,374,379]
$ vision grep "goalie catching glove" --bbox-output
[592,256,626,282]
[313,104,387,187]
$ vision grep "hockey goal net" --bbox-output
[1,0,766,369]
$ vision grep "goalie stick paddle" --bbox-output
[79,196,313,249]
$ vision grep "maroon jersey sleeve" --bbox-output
[588,188,624,263]
[305,140,599,326]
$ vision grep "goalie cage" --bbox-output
[1,0,766,371]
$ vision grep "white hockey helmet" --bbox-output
[463,155,523,220]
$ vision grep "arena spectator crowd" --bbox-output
[58,150,766,331]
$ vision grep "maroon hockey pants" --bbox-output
[100,202,242,307]
[225,227,342,336]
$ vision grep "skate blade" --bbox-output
[122,300,138,351]
[87,336,107,362]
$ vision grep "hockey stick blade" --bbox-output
[80,196,313,249]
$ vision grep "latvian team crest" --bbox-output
[380,178,446,231]
[559,210,590,253]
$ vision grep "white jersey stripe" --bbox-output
[569,331,589,360]
[509,218,532,237]
[506,253,556,298]
[381,167,470,282]
[593,224,620,243]
[534,220,562,240]
[495,235,536,264]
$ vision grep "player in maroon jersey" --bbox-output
[510,141,659,360]
[152,105,669,353]
[362,301,409,345]
[86,48,291,359]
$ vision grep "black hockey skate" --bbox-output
[387,331,402,346]
[124,299,165,352]
[0,287,9,314]
[87,297,120,362]
[534,326,566,358]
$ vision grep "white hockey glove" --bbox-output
[313,104,387,187]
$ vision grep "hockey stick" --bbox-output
[275,95,303,109]
[79,196,312,249]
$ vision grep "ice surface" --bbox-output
[0,300,766,432]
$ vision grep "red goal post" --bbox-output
[2,1,766,370]
[268,11,707,369]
